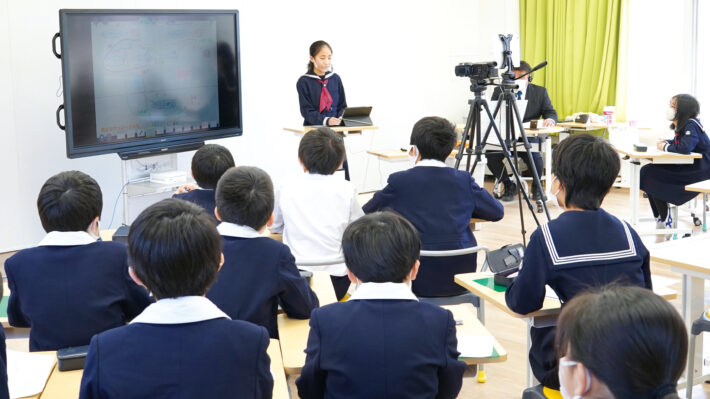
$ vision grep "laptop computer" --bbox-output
[340,106,373,127]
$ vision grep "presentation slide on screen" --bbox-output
[91,18,220,142]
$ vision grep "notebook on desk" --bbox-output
[340,106,373,127]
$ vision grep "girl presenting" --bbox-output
[641,94,710,227]
[297,40,347,126]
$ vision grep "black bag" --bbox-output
[485,244,524,286]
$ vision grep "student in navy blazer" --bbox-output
[363,117,504,297]
[206,166,319,338]
[5,171,151,352]
[505,134,652,390]
[297,212,466,399]
[80,199,273,399]
[173,143,235,223]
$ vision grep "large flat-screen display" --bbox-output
[57,9,241,158]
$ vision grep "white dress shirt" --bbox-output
[272,172,364,276]
[130,296,230,324]
[38,231,97,246]
[348,282,419,301]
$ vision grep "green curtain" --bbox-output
[520,0,625,121]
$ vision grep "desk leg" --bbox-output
[685,275,705,381]
[703,193,707,232]
[629,157,641,226]
[544,137,552,198]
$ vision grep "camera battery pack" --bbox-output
[57,345,90,371]
[493,273,515,287]
[633,144,647,152]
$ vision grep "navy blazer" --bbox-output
[172,189,217,222]
[296,300,466,399]
[79,318,273,399]
[363,166,504,296]
[297,72,347,126]
[492,84,558,123]
[206,236,319,338]
[5,242,152,351]
[0,307,8,399]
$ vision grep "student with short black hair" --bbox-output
[206,166,319,338]
[363,116,504,297]
[556,286,686,399]
[173,143,235,222]
[296,212,466,399]
[272,127,364,300]
[79,199,273,398]
[6,171,151,351]
[505,133,652,390]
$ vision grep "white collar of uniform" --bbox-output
[217,222,262,238]
[302,72,335,80]
[416,159,447,168]
[349,282,418,301]
[130,296,230,325]
[303,172,333,179]
[38,231,97,246]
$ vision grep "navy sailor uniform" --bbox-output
[362,160,504,297]
[641,118,710,205]
[296,282,466,399]
[79,296,273,399]
[206,222,319,338]
[296,72,347,126]
[505,209,651,389]
[172,188,217,223]
[5,231,152,351]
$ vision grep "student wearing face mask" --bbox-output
[505,134,652,391]
[640,94,710,229]
[555,285,686,399]
[363,117,503,298]
[487,61,558,202]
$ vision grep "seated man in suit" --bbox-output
[80,199,273,398]
[297,212,466,399]
[487,60,558,201]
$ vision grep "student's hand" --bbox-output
[542,118,556,127]
[174,183,198,194]
[327,117,342,126]
[656,140,666,151]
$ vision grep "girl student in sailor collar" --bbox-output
[297,40,347,127]
[640,94,710,229]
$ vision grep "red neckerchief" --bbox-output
[317,79,333,113]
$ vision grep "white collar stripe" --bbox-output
[302,72,336,80]
[540,218,636,266]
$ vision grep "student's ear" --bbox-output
[190,169,194,179]
[572,363,590,396]
[218,253,224,272]
[266,213,274,228]
[86,216,100,236]
[409,260,420,281]
[214,207,222,222]
[298,157,307,172]
[128,267,145,288]
[346,268,359,285]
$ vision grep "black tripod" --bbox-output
[454,80,550,245]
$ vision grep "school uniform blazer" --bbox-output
[0,319,8,399]
[296,283,466,399]
[206,223,319,338]
[297,72,347,126]
[79,296,273,399]
[6,234,152,351]
[172,188,217,222]
[505,209,651,387]
[492,84,558,123]
[362,161,504,297]
[641,118,710,205]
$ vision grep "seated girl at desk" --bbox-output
[505,133,651,390]
[641,94,710,228]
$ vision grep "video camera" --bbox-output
[454,61,498,82]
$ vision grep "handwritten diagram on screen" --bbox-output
[91,17,220,142]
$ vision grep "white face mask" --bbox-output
[547,176,562,209]
[666,107,676,121]
[408,145,420,167]
[558,357,591,399]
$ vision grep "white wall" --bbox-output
[0,0,519,252]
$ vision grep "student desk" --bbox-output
[33,339,289,399]
[613,145,701,235]
[454,271,678,387]
[284,126,379,135]
[650,235,710,385]
[685,181,710,231]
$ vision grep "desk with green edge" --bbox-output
[455,271,677,387]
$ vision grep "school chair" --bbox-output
[417,245,489,382]
[685,310,710,398]
[522,385,563,399]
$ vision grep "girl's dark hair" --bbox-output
[306,40,332,75]
[556,285,687,399]
[671,94,700,132]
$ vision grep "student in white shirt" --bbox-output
[272,127,364,300]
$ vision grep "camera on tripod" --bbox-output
[454,61,498,81]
